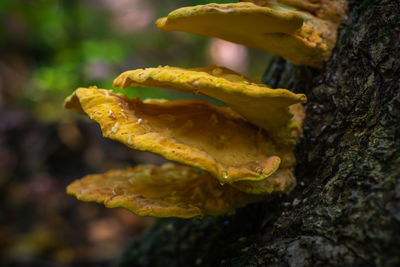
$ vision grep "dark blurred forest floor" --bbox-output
[0,108,160,266]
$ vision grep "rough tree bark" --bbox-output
[120,1,400,266]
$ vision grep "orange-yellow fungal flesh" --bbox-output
[67,164,265,218]
[113,65,306,144]
[240,0,347,24]
[232,169,296,194]
[156,2,303,34]
[64,87,282,183]
[156,1,347,67]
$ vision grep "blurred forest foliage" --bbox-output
[0,0,272,122]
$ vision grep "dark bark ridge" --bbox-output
[120,1,400,266]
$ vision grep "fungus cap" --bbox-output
[67,163,266,218]
[231,169,296,194]
[156,2,304,34]
[65,87,282,183]
[240,0,348,24]
[156,1,346,67]
[113,65,306,144]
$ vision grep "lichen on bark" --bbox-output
[120,1,400,266]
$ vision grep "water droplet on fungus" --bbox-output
[111,122,120,133]
[192,79,200,87]
[127,135,133,145]
[108,110,116,119]
[212,67,223,76]
[209,114,219,125]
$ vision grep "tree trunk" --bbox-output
[120,1,400,266]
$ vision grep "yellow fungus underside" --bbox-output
[232,168,295,194]
[113,65,306,143]
[64,87,283,183]
[240,0,348,24]
[156,2,342,67]
[67,164,266,218]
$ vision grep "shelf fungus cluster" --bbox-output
[157,0,347,67]
[65,65,305,218]
[65,0,346,218]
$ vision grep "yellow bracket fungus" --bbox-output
[156,0,347,67]
[232,169,295,195]
[65,87,282,184]
[63,0,333,218]
[156,2,304,35]
[113,65,306,144]
[66,163,268,218]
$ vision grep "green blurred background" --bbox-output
[0,0,273,266]
[1,0,273,122]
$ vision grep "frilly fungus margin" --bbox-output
[156,0,347,67]
[65,0,347,218]
[65,65,303,218]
